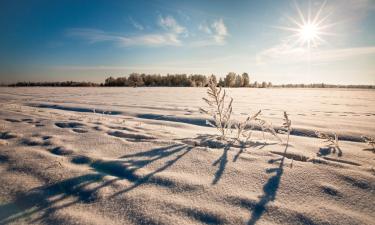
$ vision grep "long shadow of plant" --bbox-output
[0,144,193,224]
[212,143,231,185]
[317,146,343,157]
[247,144,289,225]
[97,144,193,197]
[363,148,375,153]
[179,134,232,185]
[247,163,283,225]
[232,144,245,163]
[0,173,118,224]
[233,142,277,162]
[187,134,277,185]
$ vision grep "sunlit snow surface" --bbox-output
[0,87,374,225]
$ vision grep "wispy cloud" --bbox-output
[158,15,187,35]
[256,44,375,65]
[66,15,187,47]
[194,19,229,46]
[52,53,255,75]
[198,23,212,34]
[128,16,144,30]
[66,15,231,48]
[211,19,228,44]
[52,64,212,73]
[66,28,127,44]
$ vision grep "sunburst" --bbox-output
[277,0,335,49]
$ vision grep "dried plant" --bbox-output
[362,136,375,151]
[99,111,108,121]
[315,131,342,156]
[0,122,5,131]
[256,118,281,142]
[315,131,339,148]
[280,111,292,145]
[200,77,233,140]
[200,81,291,145]
[234,110,261,143]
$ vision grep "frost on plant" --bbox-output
[316,131,342,156]
[200,77,233,139]
[362,136,375,151]
[256,117,281,142]
[200,78,287,145]
[280,111,292,145]
[234,110,261,144]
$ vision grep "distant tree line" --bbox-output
[272,83,375,89]
[104,72,252,87]
[8,81,99,87]
[3,73,374,89]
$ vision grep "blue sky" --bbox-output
[0,0,374,84]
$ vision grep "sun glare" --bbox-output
[278,1,334,49]
[300,23,318,41]
[299,22,320,47]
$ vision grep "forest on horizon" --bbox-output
[4,72,375,89]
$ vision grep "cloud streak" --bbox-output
[194,19,229,46]
[257,44,375,65]
[66,15,187,47]
[52,64,213,73]
[158,15,186,35]
[67,16,229,48]
[128,16,144,30]
[211,19,228,44]
[65,15,229,47]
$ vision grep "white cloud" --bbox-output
[128,16,144,30]
[256,43,375,65]
[51,54,255,75]
[66,28,129,44]
[52,64,211,73]
[66,28,182,47]
[158,15,186,35]
[66,16,231,48]
[198,24,212,34]
[194,19,229,46]
[211,19,228,44]
[256,43,304,65]
[67,15,187,47]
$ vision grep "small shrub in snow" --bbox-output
[200,77,233,140]
[315,131,342,156]
[280,111,292,146]
[362,135,375,151]
[234,110,261,144]
[256,117,281,142]
[201,78,285,144]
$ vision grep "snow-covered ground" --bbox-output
[0,87,374,225]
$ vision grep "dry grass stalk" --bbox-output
[257,118,281,142]
[315,131,339,147]
[362,135,375,150]
[280,111,292,145]
[315,131,342,156]
[0,122,5,131]
[200,77,233,140]
[234,110,261,143]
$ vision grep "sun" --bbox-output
[277,1,334,49]
[299,22,320,48]
[300,23,318,42]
